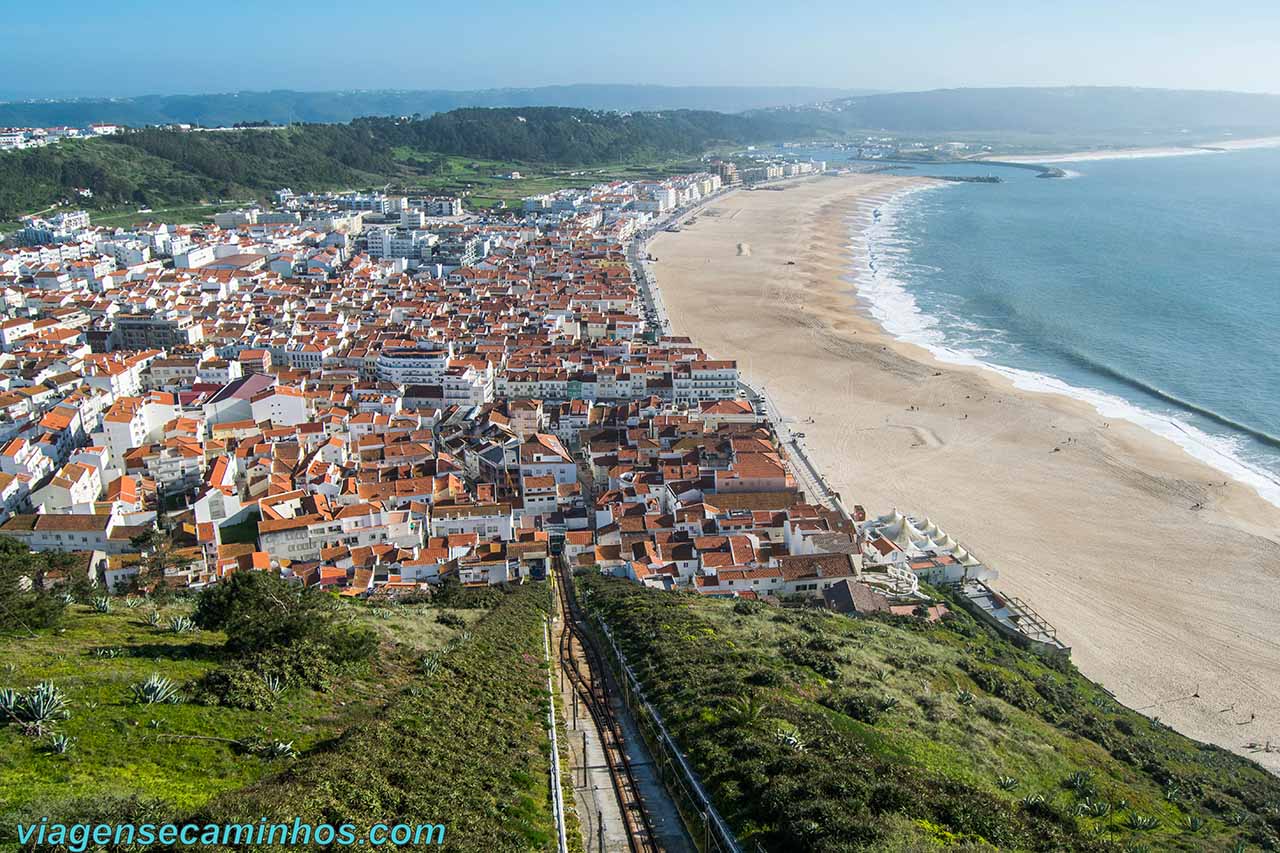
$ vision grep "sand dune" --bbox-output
[650,174,1280,772]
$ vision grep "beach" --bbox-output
[649,174,1280,772]
[998,134,1280,163]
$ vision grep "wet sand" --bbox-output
[650,173,1280,772]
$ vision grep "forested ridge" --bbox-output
[0,107,816,220]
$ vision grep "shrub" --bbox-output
[976,698,1008,724]
[193,641,337,710]
[436,611,466,630]
[780,640,843,680]
[822,690,896,725]
[193,665,276,710]
[193,570,375,661]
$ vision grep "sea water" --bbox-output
[817,146,1280,506]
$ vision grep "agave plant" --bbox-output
[723,694,767,727]
[955,689,976,706]
[59,592,76,606]
[0,687,16,721]
[10,682,71,735]
[418,654,443,679]
[1021,793,1046,808]
[1226,811,1246,827]
[91,596,112,613]
[1163,782,1182,802]
[1078,798,1111,818]
[131,673,182,705]
[91,647,123,659]
[996,775,1019,791]
[124,596,143,609]
[1066,770,1094,794]
[1125,812,1160,831]
[772,721,807,752]
[262,673,286,698]
[146,610,163,627]
[1182,815,1204,833]
[264,740,296,759]
[48,733,75,754]
[168,615,195,634]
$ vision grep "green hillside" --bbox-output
[0,557,563,852]
[0,107,817,223]
[579,575,1280,852]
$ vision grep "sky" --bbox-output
[4,0,1280,99]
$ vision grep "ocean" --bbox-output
[798,146,1280,506]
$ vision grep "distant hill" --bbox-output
[0,85,870,128]
[795,86,1280,136]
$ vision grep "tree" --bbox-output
[193,571,374,660]
[129,526,178,597]
[0,537,67,634]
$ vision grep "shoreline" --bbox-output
[997,134,1280,164]
[649,173,1280,772]
[855,184,1280,510]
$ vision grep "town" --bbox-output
[0,160,1063,655]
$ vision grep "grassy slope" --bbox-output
[0,597,483,817]
[195,583,560,851]
[580,575,1280,852]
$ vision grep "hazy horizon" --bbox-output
[5,0,1280,100]
[4,83,1280,104]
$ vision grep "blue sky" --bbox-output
[5,0,1279,98]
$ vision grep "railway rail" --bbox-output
[553,561,661,853]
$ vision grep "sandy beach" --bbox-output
[649,174,1280,772]
[999,134,1280,163]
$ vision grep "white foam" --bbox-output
[847,186,1280,510]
